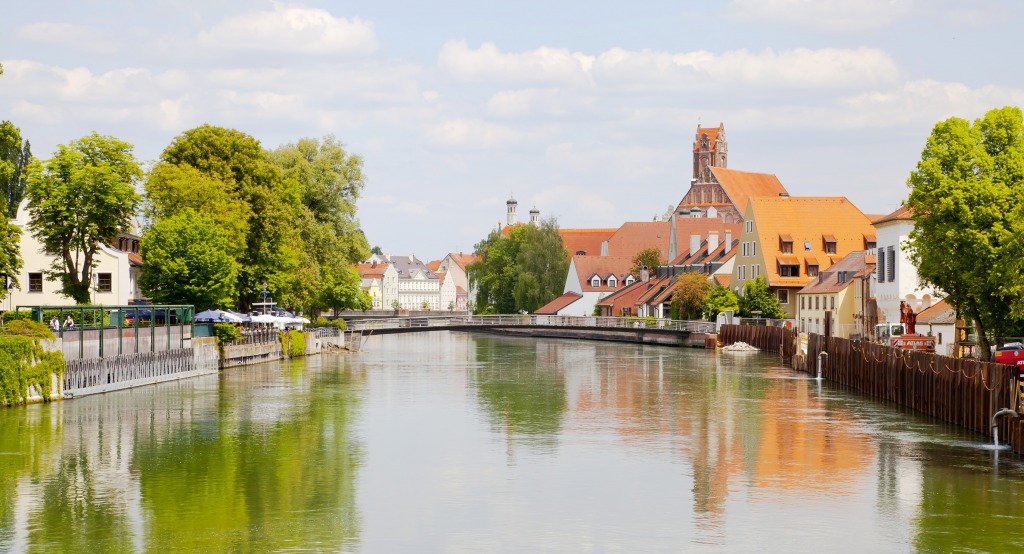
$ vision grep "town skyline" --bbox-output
[2,0,1021,256]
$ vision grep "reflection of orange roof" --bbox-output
[558,228,617,257]
[710,167,788,215]
[747,197,874,287]
[535,292,583,315]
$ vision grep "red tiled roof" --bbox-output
[572,256,635,292]
[128,253,144,266]
[714,274,731,288]
[558,228,617,257]
[873,205,914,225]
[606,222,671,261]
[450,253,481,270]
[356,263,386,278]
[710,167,788,215]
[427,260,441,272]
[597,280,657,316]
[917,299,955,325]
[535,292,583,315]
[693,125,723,153]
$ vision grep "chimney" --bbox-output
[409,255,414,263]
[725,230,732,247]
[707,231,719,253]
[601,240,608,256]
[690,233,701,258]
[668,214,677,261]
[371,260,377,269]
[641,266,650,282]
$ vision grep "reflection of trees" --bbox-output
[0,358,365,552]
[913,444,1024,552]
[471,337,566,444]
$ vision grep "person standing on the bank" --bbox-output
[64,315,75,331]
[50,316,60,332]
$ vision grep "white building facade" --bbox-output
[874,206,940,323]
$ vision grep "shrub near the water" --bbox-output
[0,321,64,405]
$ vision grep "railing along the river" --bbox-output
[344,315,714,334]
[225,328,279,347]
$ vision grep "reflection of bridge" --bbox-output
[345,315,715,347]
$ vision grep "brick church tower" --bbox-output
[693,122,728,185]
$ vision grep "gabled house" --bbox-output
[873,205,940,324]
[796,251,873,338]
[731,196,876,318]
[356,261,387,309]
[916,299,956,355]
[7,200,133,307]
[438,252,480,309]
[677,166,789,224]
[561,256,635,316]
[535,291,584,316]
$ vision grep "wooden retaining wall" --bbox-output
[802,334,1024,455]
[718,324,797,359]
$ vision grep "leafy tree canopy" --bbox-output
[739,276,786,319]
[470,219,569,314]
[906,106,1024,359]
[25,132,141,303]
[630,247,662,280]
[139,209,239,310]
[702,286,740,319]
[671,272,712,320]
[0,121,31,218]
[0,196,21,298]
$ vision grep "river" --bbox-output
[1,331,1023,552]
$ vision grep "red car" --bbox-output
[994,342,1024,366]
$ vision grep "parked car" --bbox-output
[994,342,1024,366]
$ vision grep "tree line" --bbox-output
[0,92,371,315]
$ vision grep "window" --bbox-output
[608,275,617,288]
[938,332,942,345]
[804,241,812,251]
[777,289,789,304]
[815,296,820,310]
[745,220,753,233]
[752,242,757,256]
[97,273,112,293]
[886,247,896,282]
[780,241,793,254]
[742,242,749,257]
[877,250,886,283]
[779,264,799,277]
[801,296,805,310]
[824,241,837,255]
[830,296,835,310]
[739,265,746,280]
[625,275,635,286]
[753,264,760,277]
[807,264,819,278]
[29,272,43,293]
[590,276,601,288]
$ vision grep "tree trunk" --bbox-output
[970,308,991,362]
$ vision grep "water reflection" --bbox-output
[0,356,364,552]
[2,332,1024,552]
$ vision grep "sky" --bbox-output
[2,0,1023,260]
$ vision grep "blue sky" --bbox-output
[2,0,1022,258]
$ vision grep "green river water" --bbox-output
[1,331,1023,553]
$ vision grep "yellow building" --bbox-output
[731,196,876,318]
[796,251,873,338]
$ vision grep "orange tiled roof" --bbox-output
[356,262,386,278]
[427,260,442,272]
[711,167,788,215]
[606,222,671,261]
[873,205,914,225]
[636,276,674,304]
[571,256,635,292]
[746,197,875,288]
[917,299,955,325]
[597,280,658,315]
[714,274,731,288]
[558,228,617,257]
[128,253,144,266]
[535,292,583,315]
[448,252,481,270]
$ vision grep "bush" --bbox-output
[1,309,111,327]
[213,323,242,344]
[1,320,55,339]
[289,330,305,357]
[311,316,346,330]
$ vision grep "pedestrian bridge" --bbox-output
[344,315,716,348]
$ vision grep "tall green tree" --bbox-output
[470,219,569,314]
[25,133,141,303]
[702,286,739,319]
[0,196,21,298]
[630,247,662,279]
[0,121,31,218]
[139,209,239,310]
[906,106,1024,359]
[739,276,786,319]
[670,272,712,320]
[155,125,300,310]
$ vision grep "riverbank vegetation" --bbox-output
[469,218,569,314]
[0,320,63,405]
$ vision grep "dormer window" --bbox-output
[590,276,601,288]
[625,275,635,286]
[807,264,819,277]
[608,275,618,288]
[823,235,837,255]
[778,255,800,277]
[804,241,812,251]
[779,234,793,254]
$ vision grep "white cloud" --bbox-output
[427,118,553,148]
[726,0,915,31]
[14,22,118,53]
[441,43,900,91]
[545,142,676,179]
[438,40,594,85]
[197,4,377,56]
